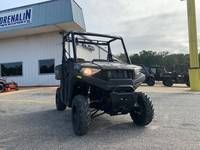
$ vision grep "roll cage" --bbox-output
[62,31,131,64]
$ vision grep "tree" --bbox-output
[129,50,194,73]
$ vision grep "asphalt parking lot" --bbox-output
[0,85,200,150]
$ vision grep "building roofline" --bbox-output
[72,0,83,10]
[0,0,85,38]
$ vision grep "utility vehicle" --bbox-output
[149,66,166,82]
[162,70,190,87]
[141,65,155,86]
[149,66,189,87]
[55,32,154,136]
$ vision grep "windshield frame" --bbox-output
[62,31,131,64]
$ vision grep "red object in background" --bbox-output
[5,82,18,92]
[0,81,18,93]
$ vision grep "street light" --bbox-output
[182,0,200,90]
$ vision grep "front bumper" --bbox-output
[107,91,138,115]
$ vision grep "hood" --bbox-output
[80,61,141,70]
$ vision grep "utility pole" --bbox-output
[186,0,200,90]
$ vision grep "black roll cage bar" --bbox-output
[62,31,131,64]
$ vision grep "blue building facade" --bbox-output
[0,0,85,39]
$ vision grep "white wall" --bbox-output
[0,32,62,86]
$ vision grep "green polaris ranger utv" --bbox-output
[55,32,154,136]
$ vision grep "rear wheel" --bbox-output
[56,88,66,111]
[0,84,4,93]
[72,95,91,136]
[130,93,154,126]
[146,77,155,86]
[163,78,173,87]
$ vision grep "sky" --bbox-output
[0,0,200,54]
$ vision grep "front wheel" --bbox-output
[56,88,66,111]
[72,95,91,136]
[146,77,155,86]
[163,79,173,87]
[130,93,154,126]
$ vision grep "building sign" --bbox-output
[0,8,32,28]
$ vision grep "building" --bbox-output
[0,0,85,86]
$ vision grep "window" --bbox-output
[39,59,55,74]
[1,62,23,77]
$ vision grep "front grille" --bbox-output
[95,70,134,80]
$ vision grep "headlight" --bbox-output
[134,67,142,76]
[80,68,101,76]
